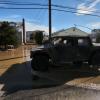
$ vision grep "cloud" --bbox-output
[87,22,100,29]
[8,15,22,19]
[0,15,57,34]
[0,4,7,7]
[25,22,56,34]
[0,15,22,21]
[76,0,100,15]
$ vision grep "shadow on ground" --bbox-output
[0,61,100,95]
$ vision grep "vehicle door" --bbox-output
[54,38,78,63]
[77,37,92,61]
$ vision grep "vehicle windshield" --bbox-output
[52,37,90,46]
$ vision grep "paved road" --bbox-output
[4,85,100,100]
[0,45,100,99]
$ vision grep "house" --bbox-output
[26,30,44,43]
[26,31,35,43]
[90,29,100,42]
[52,27,89,37]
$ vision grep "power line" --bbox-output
[0,1,100,13]
[0,0,12,2]
[0,7,100,18]
[36,0,48,24]
[52,8,100,17]
[33,0,47,26]
[0,2,100,14]
[0,7,48,9]
[74,24,92,30]
[0,2,48,5]
[0,1,42,3]
[35,0,46,21]
[52,4,100,14]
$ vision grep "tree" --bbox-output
[0,21,19,49]
[34,31,44,44]
[30,33,35,40]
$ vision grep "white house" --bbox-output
[52,27,89,37]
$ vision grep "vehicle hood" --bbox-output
[31,44,53,51]
[31,45,44,51]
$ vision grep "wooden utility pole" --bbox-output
[49,0,52,41]
[22,18,26,44]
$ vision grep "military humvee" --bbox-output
[30,34,100,71]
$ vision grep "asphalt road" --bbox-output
[0,45,100,100]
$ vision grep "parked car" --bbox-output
[30,36,100,71]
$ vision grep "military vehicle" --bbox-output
[30,28,100,71]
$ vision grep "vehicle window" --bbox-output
[53,38,62,45]
[66,39,77,46]
[63,40,67,44]
[78,39,89,46]
[52,38,78,46]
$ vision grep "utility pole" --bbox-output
[49,0,52,41]
[22,18,26,44]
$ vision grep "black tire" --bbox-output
[31,55,49,71]
[91,52,100,66]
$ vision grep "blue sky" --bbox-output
[0,0,100,34]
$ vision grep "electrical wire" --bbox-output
[0,1,99,18]
[35,0,46,20]
[52,4,100,14]
[32,0,47,29]
[0,7,48,9]
[0,2,99,14]
[52,8,100,17]
[0,7,99,18]
[74,24,92,30]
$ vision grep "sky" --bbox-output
[0,0,100,34]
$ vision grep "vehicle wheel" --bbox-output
[73,61,83,68]
[31,55,49,72]
[91,52,100,66]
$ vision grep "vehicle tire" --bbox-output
[31,55,49,72]
[90,52,100,66]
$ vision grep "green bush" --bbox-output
[0,21,20,49]
[35,31,43,45]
